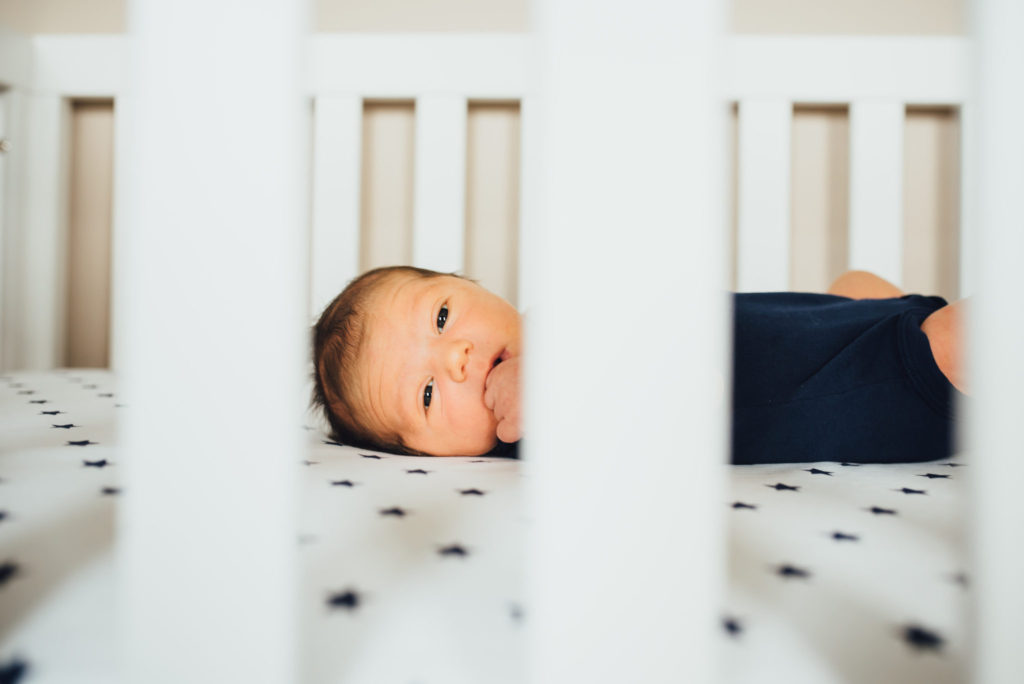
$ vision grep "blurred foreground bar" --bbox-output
[969,0,1024,682]
[118,1,307,682]
[526,0,729,682]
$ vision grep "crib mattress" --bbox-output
[0,370,969,683]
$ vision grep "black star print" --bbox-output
[459,488,485,496]
[360,453,381,459]
[900,624,944,652]
[839,462,863,466]
[509,604,524,622]
[0,561,18,586]
[40,410,64,415]
[380,507,406,517]
[897,487,927,495]
[322,440,345,447]
[28,399,48,404]
[941,462,966,467]
[0,511,7,523]
[766,483,799,491]
[407,469,429,475]
[83,460,109,468]
[51,424,77,429]
[16,390,34,395]
[301,425,315,431]
[775,564,811,579]
[101,487,121,496]
[722,616,743,637]
[98,393,114,398]
[804,468,833,476]
[327,589,360,610]
[331,480,355,487]
[469,459,488,463]
[301,460,319,466]
[83,384,97,389]
[868,506,897,515]
[831,531,859,542]
[731,502,758,510]
[919,473,950,479]
[67,440,96,446]
[438,544,468,557]
[0,656,28,683]
[952,572,969,588]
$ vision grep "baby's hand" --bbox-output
[483,356,522,443]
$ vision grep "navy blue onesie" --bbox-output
[731,292,961,465]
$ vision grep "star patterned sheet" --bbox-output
[0,370,969,683]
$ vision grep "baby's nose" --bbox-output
[445,340,472,382]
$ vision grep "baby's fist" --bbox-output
[483,356,522,444]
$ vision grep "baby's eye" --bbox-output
[436,304,448,332]
[423,379,434,410]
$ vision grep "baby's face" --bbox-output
[356,274,522,456]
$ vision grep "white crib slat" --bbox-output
[310,95,362,320]
[23,94,71,369]
[971,0,1024,681]
[737,98,792,291]
[849,101,904,286]
[109,95,132,373]
[529,1,727,682]
[517,93,537,312]
[120,1,303,681]
[413,95,467,274]
[0,87,29,370]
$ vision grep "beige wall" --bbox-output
[0,0,966,33]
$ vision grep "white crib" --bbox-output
[1,0,1022,681]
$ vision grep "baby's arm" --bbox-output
[827,270,904,299]
[484,356,522,443]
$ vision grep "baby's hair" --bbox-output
[311,265,457,455]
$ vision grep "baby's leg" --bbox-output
[920,299,969,394]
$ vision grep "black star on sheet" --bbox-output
[101,487,121,496]
[459,488,485,496]
[360,453,382,459]
[900,624,944,652]
[83,384,97,389]
[0,561,19,586]
[731,502,758,510]
[301,460,319,466]
[98,393,114,398]
[775,564,811,580]
[767,483,799,491]
[380,507,406,517]
[830,531,859,542]
[722,616,743,637]
[0,511,7,523]
[919,473,950,479]
[16,390,34,395]
[942,462,966,467]
[438,544,468,557]
[952,572,969,588]
[839,462,863,466]
[28,400,48,404]
[469,459,489,463]
[868,506,897,515]
[897,487,927,495]
[407,469,429,475]
[327,589,360,611]
[40,410,64,415]
[67,440,96,446]
[0,656,28,683]
[83,460,109,468]
[509,604,524,622]
[51,424,76,429]
[804,468,833,476]
[331,480,356,487]
[322,440,345,447]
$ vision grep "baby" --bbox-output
[312,266,967,462]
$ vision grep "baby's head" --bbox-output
[312,266,522,456]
